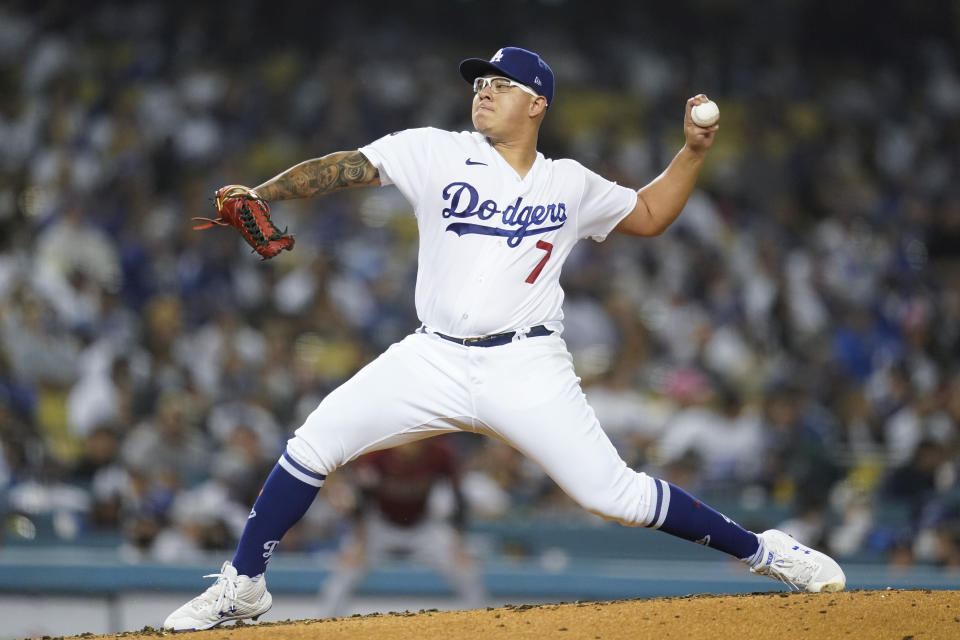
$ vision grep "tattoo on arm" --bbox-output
[255,151,380,201]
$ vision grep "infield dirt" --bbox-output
[56,589,958,640]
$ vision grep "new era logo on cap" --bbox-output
[459,46,555,107]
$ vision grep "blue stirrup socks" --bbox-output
[231,453,325,577]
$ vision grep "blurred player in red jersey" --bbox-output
[318,437,486,617]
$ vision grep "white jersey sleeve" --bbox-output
[572,161,638,242]
[358,127,439,210]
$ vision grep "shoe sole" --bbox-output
[165,608,271,632]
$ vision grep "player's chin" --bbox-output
[472,114,489,134]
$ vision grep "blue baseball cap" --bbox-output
[459,47,555,107]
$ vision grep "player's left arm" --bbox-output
[614,94,718,237]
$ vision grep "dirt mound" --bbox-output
[59,589,957,640]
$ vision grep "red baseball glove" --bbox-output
[192,185,295,260]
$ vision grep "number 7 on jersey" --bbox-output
[525,240,553,284]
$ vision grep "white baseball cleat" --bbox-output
[750,529,846,593]
[162,561,272,631]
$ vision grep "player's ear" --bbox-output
[529,96,548,118]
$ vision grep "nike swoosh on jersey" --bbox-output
[465,158,487,166]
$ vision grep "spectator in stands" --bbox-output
[120,390,208,486]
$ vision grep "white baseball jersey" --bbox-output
[358,127,637,337]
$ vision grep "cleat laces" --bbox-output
[184,562,241,617]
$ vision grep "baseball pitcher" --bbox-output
[164,46,845,631]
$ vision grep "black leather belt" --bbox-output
[427,324,552,347]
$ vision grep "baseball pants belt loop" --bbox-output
[422,324,552,347]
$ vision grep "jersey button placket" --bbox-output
[461,259,494,329]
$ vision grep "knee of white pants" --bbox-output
[571,469,660,527]
[285,434,335,477]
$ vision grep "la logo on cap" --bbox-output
[491,49,504,62]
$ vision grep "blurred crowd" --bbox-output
[1,1,959,569]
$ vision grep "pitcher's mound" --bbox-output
[62,589,958,640]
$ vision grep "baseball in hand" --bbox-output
[691,100,720,127]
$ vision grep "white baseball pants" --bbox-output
[287,331,660,527]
